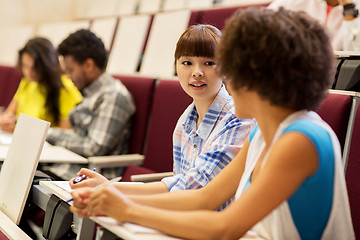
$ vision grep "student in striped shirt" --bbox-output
[70,25,255,198]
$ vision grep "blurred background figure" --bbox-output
[45,29,135,180]
[0,37,82,132]
[269,0,360,51]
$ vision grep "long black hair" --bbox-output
[18,37,63,124]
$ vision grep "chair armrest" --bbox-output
[130,172,173,182]
[87,154,144,169]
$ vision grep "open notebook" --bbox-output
[0,113,50,225]
[39,181,73,202]
[39,179,160,236]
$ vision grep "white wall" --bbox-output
[0,0,76,27]
[0,0,24,26]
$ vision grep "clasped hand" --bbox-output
[70,184,131,222]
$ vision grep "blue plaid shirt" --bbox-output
[162,85,256,193]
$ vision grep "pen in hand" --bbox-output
[66,176,122,203]
[73,168,96,184]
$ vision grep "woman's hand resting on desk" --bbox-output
[87,184,132,221]
[0,113,16,132]
[70,184,132,221]
[70,187,94,218]
[69,168,109,189]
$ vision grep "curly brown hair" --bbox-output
[216,7,335,111]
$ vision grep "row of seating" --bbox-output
[74,0,272,19]
[0,61,360,237]
[93,2,269,78]
[0,65,21,108]
[0,3,270,78]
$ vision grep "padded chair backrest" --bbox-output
[0,65,21,108]
[195,4,270,30]
[316,93,352,151]
[90,17,118,52]
[140,10,191,78]
[107,14,151,75]
[142,79,192,172]
[36,20,90,47]
[113,75,156,154]
[345,103,360,239]
[196,6,240,30]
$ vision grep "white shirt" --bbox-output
[269,0,360,51]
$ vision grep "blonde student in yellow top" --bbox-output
[0,37,82,132]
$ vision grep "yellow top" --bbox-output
[13,75,82,126]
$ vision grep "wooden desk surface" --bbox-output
[0,208,32,239]
[92,216,181,240]
[39,181,180,240]
[0,142,87,163]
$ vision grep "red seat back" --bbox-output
[121,79,192,181]
[345,102,360,239]
[194,4,270,30]
[316,93,352,151]
[113,75,156,154]
[0,65,21,108]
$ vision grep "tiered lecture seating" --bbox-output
[0,65,21,108]
[82,0,119,18]
[87,78,192,179]
[120,79,192,181]
[344,96,360,239]
[3,1,360,236]
[138,0,163,14]
[106,14,152,75]
[36,20,90,47]
[90,17,119,52]
[316,92,352,153]
[112,75,157,154]
[139,9,191,78]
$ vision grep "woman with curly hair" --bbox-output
[70,8,354,239]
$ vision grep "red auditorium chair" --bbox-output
[316,92,352,152]
[190,3,270,30]
[120,79,192,182]
[113,75,157,154]
[87,75,157,171]
[0,65,21,108]
[345,98,360,239]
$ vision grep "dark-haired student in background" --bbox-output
[46,29,135,180]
